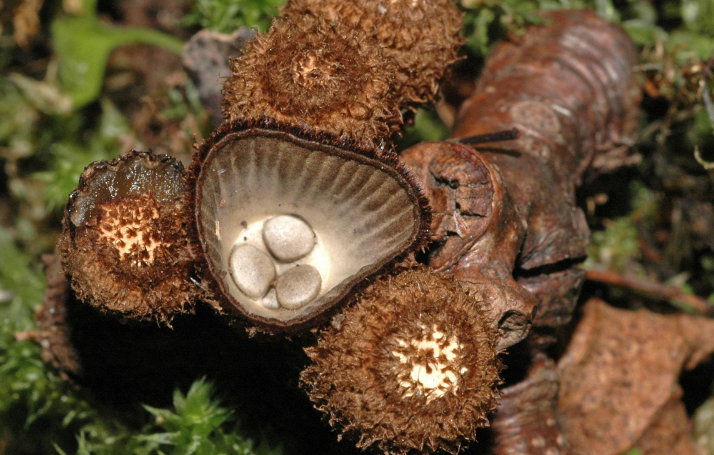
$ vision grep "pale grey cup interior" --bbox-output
[196,130,422,328]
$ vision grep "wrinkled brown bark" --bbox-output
[400,11,641,455]
[401,9,640,351]
[401,141,534,350]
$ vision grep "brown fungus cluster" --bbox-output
[58,151,197,324]
[222,16,402,146]
[301,265,502,455]
[202,0,464,331]
[282,0,464,106]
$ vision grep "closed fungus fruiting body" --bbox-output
[221,15,402,147]
[188,0,475,332]
[195,2,452,332]
[301,266,501,455]
[281,0,464,106]
[58,152,197,324]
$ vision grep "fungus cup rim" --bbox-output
[187,117,432,334]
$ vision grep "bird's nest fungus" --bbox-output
[301,266,503,455]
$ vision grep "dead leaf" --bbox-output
[558,298,714,455]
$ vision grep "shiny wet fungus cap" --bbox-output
[188,119,431,334]
[301,266,502,455]
[58,151,196,324]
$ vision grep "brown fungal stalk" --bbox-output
[58,151,198,324]
[301,265,502,455]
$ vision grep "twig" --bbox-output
[586,268,712,314]
[694,147,714,170]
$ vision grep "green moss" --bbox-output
[2,0,714,452]
[182,0,286,33]
[53,0,184,109]
[0,227,279,453]
[35,99,134,211]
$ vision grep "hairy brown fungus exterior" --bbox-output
[282,0,464,107]
[301,265,502,455]
[188,118,430,334]
[222,16,402,146]
[58,151,197,324]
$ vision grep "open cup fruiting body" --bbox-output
[190,124,430,333]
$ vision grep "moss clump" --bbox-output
[222,16,402,146]
[58,151,197,325]
[282,0,464,107]
[301,265,502,455]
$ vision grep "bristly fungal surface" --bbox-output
[282,0,464,107]
[58,151,197,324]
[301,265,502,455]
[188,118,431,334]
[222,16,402,147]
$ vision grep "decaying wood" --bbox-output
[586,268,713,314]
[402,10,641,351]
[401,141,534,350]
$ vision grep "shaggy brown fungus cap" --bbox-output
[222,16,402,146]
[282,0,464,107]
[301,265,502,455]
[58,151,197,324]
[188,118,430,334]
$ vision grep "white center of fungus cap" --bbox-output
[262,215,316,262]
[230,244,276,299]
[392,325,468,402]
[275,265,322,310]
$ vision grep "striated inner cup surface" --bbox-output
[196,130,423,327]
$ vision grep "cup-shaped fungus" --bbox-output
[301,265,502,455]
[58,151,197,324]
[189,119,430,333]
[191,14,430,333]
